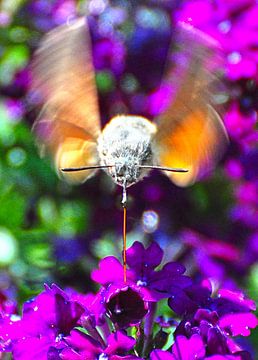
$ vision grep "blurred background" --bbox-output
[0,0,257,353]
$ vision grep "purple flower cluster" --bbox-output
[176,0,258,82]
[0,242,256,359]
[176,0,258,171]
[156,0,258,292]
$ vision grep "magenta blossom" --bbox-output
[170,289,257,359]
[92,241,192,302]
[176,0,258,81]
[60,329,140,360]
[0,284,85,359]
[90,242,192,328]
[151,333,250,360]
[151,334,205,360]
[91,242,192,328]
[0,243,257,359]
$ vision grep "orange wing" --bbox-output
[31,18,101,183]
[154,23,228,186]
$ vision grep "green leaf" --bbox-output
[0,187,26,228]
[0,44,29,85]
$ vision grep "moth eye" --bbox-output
[102,150,107,156]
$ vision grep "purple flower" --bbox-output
[60,329,140,360]
[235,182,257,206]
[168,282,211,316]
[70,280,148,329]
[176,0,258,81]
[230,203,258,230]
[104,285,148,328]
[92,242,192,302]
[93,38,126,75]
[219,313,257,337]
[91,255,149,327]
[52,0,76,25]
[147,84,174,117]
[91,256,128,287]
[224,102,257,148]
[182,230,240,262]
[171,289,257,359]
[90,242,193,329]
[173,309,252,359]
[127,242,192,298]
[228,160,258,232]
[151,334,205,360]
[224,158,243,180]
[5,99,25,122]
[150,334,251,360]
[0,284,85,359]
[0,244,257,359]
[76,292,108,328]
[214,289,257,337]
[180,229,241,284]
[0,291,17,317]
[240,148,258,181]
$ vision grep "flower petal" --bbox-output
[126,241,163,271]
[106,331,136,355]
[151,350,175,360]
[91,256,125,285]
[64,329,102,353]
[172,334,205,359]
[219,313,258,336]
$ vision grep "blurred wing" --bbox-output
[32,17,101,183]
[154,23,228,186]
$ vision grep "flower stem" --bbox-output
[98,319,111,342]
[142,302,157,357]
[81,315,106,348]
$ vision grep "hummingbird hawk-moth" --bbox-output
[31,17,228,205]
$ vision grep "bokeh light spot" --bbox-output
[218,20,231,34]
[89,0,107,15]
[121,74,138,93]
[9,26,29,43]
[0,228,18,266]
[228,52,242,65]
[136,7,170,30]
[7,147,26,167]
[142,210,159,233]
[0,104,16,146]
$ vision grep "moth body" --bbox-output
[98,115,157,187]
[32,18,228,190]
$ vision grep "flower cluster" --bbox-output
[157,0,258,291]
[0,242,256,359]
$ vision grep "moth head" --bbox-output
[108,158,142,188]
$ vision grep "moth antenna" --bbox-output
[61,165,114,172]
[137,165,189,173]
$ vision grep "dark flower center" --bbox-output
[106,288,148,328]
